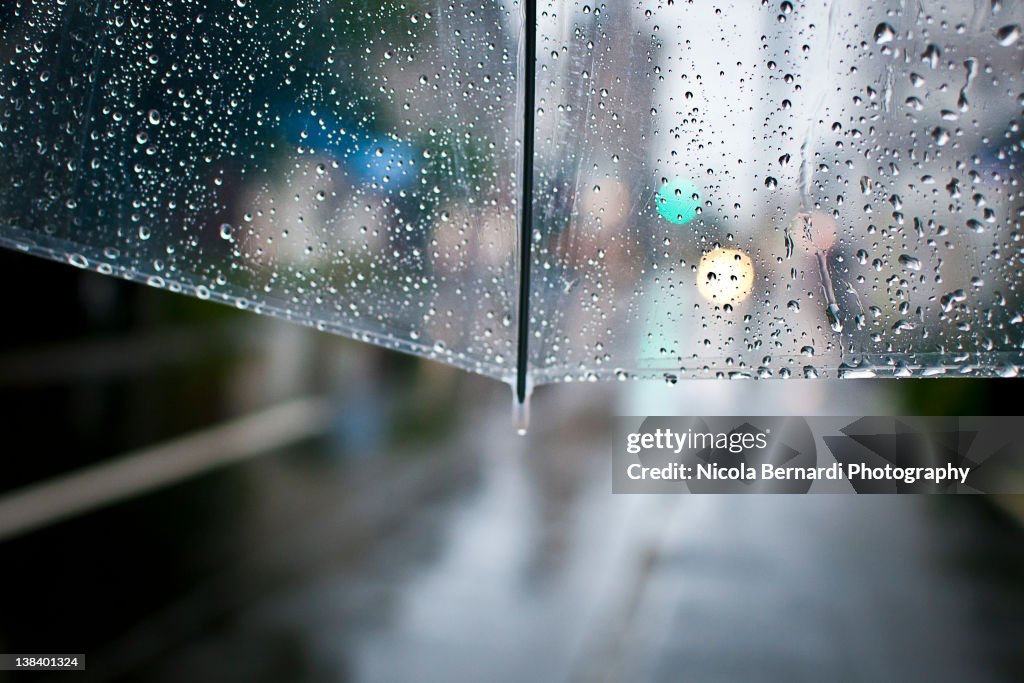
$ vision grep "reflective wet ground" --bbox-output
[2,381,1023,682]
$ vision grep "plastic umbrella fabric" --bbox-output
[2,1,1023,415]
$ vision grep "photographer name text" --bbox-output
[625,461,970,485]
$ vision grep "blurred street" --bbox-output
[0,288,1021,682]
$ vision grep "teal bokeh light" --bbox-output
[654,178,701,225]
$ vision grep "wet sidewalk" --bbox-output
[9,382,1011,683]
[34,385,1015,683]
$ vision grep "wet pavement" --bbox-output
[3,379,1020,682]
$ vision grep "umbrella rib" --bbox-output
[515,0,538,404]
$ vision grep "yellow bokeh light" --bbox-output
[696,247,755,305]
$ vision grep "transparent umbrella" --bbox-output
[1,1,1022,425]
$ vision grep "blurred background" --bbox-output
[1,0,1024,680]
[0,242,1022,683]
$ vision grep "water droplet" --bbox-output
[996,24,1021,46]
[826,304,843,333]
[898,254,922,271]
[874,23,896,45]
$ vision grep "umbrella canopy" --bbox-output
[2,1,1022,406]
